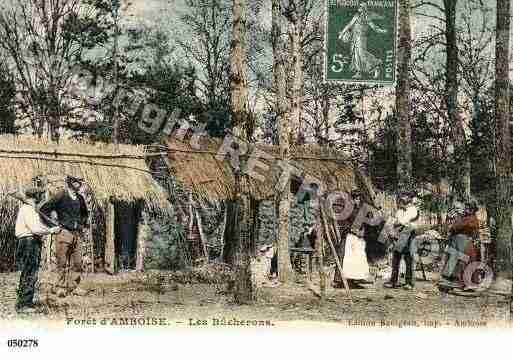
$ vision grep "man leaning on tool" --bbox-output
[15,187,61,314]
[39,176,89,298]
[383,191,420,290]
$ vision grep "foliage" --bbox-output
[369,112,397,192]
[0,0,115,140]
[177,0,233,138]
[144,214,190,270]
[0,61,15,134]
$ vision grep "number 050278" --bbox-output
[7,339,39,348]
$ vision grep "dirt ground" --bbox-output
[1,270,511,328]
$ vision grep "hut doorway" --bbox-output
[114,201,141,270]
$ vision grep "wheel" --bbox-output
[438,285,450,293]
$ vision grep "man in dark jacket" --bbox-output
[39,176,89,297]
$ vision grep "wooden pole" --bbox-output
[195,208,209,262]
[135,213,147,272]
[0,148,151,160]
[327,201,348,268]
[320,202,353,303]
[220,205,228,259]
[46,234,54,271]
[0,155,152,174]
[89,217,95,273]
[319,233,326,301]
[105,201,116,275]
[313,198,326,301]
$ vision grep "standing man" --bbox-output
[39,176,89,297]
[15,187,60,314]
[384,191,419,290]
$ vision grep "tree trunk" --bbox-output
[233,194,255,303]
[395,0,413,192]
[290,9,304,144]
[444,0,470,200]
[186,192,202,261]
[112,12,120,145]
[272,0,294,283]
[493,0,512,282]
[222,201,237,265]
[230,0,254,303]
[321,93,330,145]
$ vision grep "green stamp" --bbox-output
[324,0,398,85]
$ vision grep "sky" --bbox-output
[121,0,503,36]
[121,0,184,26]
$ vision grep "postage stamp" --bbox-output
[324,0,398,84]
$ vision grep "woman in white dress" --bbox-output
[343,232,371,283]
[332,191,372,289]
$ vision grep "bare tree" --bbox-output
[396,0,413,192]
[493,0,512,286]
[230,0,255,304]
[284,0,316,143]
[458,1,494,104]
[272,0,293,282]
[178,0,232,114]
[0,0,110,141]
[414,0,470,199]
[0,53,16,134]
[444,0,471,200]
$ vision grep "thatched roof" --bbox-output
[0,135,168,210]
[165,135,376,204]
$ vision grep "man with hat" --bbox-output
[15,186,61,313]
[39,176,89,297]
[384,191,420,290]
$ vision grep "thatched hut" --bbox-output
[0,135,169,272]
[164,135,376,203]
[162,134,380,265]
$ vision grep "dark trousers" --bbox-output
[269,252,294,276]
[16,236,42,310]
[390,250,415,287]
[270,253,278,275]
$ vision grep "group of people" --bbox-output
[351,191,483,292]
[381,192,483,292]
[15,176,89,314]
[14,174,485,314]
[268,189,485,294]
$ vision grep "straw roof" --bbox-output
[0,135,169,210]
[165,135,376,203]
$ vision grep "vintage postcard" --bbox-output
[0,0,512,356]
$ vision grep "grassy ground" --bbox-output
[1,269,510,328]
